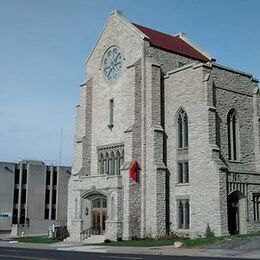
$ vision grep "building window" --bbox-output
[92,198,106,209]
[177,110,188,148]
[108,99,114,129]
[13,189,19,204]
[12,208,18,224]
[14,169,20,184]
[44,167,58,220]
[20,208,25,224]
[46,170,51,185]
[99,154,104,174]
[111,152,115,175]
[177,200,190,229]
[177,162,189,183]
[44,208,49,220]
[21,189,26,204]
[22,169,27,184]
[116,151,121,175]
[45,189,50,204]
[253,193,260,221]
[227,109,240,161]
[105,153,109,174]
[177,61,185,68]
[52,189,57,205]
[52,170,57,186]
[51,208,56,220]
[98,145,124,175]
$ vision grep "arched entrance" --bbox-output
[81,191,107,235]
[92,198,107,235]
[228,190,247,235]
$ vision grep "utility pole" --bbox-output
[59,128,62,166]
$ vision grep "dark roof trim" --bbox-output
[132,23,210,62]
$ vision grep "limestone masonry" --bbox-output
[67,10,260,241]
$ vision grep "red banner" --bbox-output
[130,161,139,182]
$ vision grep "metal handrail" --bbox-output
[80,227,92,240]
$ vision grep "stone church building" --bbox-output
[67,10,260,241]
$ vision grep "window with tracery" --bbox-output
[98,144,124,175]
[177,199,190,229]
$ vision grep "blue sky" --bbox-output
[0,0,259,166]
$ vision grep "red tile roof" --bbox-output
[132,23,210,62]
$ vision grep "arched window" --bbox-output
[177,110,188,148]
[116,151,121,175]
[120,150,124,174]
[227,109,240,161]
[111,152,115,175]
[97,145,125,175]
[177,200,190,229]
[99,153,104,174]
[105,153,109,174]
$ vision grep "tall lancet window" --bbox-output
[99,153,104,174]
[178,110,188,148]
[227,109,240,161]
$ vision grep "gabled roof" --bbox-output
[132,23,211,62]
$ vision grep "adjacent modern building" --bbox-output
[0,160,71,235]
[67,10,260,242]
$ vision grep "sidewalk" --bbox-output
[1,239,260,259]
[57,244,260,259]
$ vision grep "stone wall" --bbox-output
[164,64,229,237]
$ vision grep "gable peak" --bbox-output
[109,9,123,17]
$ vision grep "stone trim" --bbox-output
[213,62,256,79]
[175,195,190,200]
[164,63,194,78]
[97,143,124,151]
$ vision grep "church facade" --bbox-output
[67,10,260,241]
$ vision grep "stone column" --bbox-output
[68,190,83,242]
[121,163,141,240]
[105,187,123,241]
[144,63,167,238]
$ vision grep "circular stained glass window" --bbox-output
[103,47,122,80]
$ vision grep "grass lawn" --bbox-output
[17,236,60,244]
[182,231,260,248]
[88,239,175,247]
[86,231,260,248]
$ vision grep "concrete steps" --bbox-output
[84,235,105,244]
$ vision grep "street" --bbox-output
[0,246,255,260]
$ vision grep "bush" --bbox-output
[55,226,69,241]
[117,237,123,241]
[104,239,111,243]
[205,224,215,238]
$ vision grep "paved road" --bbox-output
[0,246,255,260]
[0,247,256,260]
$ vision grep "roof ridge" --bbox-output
[132,22,176,38]
[132,22,211,62]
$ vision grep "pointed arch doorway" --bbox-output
[228,190,247,235]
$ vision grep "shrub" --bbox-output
[205,224,215,238]
[55,226,69,241]
[104,239,111,243]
